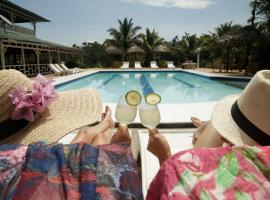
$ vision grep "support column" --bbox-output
[11,11,15,31]
[81,55,84,65]
[197,52,200,68]
[57,51,61,64]
[34,49,40,73]
[33,22,37,36]
[48,51,52,63]
[21,48,25,73]
[0,41,6,69]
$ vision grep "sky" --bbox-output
[12,0,251,47]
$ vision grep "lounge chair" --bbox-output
[167,61,176,69]
[138,129,194,197]
[121,62,129,69]
[48,64,65,76]
[59,63,80,74]
[150,61,158,69]
[135,62,142,69]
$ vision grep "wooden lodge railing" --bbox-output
[2,64,51,77]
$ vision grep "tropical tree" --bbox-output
[139,28,164,66]
[179,32,198,61]
[80,42,110,67]
[105,18,141,60]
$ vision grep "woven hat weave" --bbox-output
[212,70,270,146]
[0,69,102,144]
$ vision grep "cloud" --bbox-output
[121,0,215,9]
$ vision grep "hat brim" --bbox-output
[1,88,102,144]
[211,95,259,146]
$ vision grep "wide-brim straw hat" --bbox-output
[212,70,270,146]
[0,69,102,144]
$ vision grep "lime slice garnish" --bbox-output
[145,93,161,105]
[125,90,142,106]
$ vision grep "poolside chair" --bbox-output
[59,63,80,74]
[167,61,176,69]
[135,62,142,69]
[138,129,194,197]
[48,64,65,76]
[121,62,129,69]
[150,61,158,69]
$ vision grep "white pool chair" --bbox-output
[57,63,78,74]
[135,62,142,69]
[167,61,176,69]
[135,73,141,79]
[48,64,64,76]
[138,129,194,198]
[58,63,78,74]
[150,61,158,69]
[121,62,129,69]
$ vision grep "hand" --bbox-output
[147,128,172,165]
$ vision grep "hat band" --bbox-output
[231,101,270,146]
[0,119,29,141]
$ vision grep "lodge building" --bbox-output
[0,0,82,76]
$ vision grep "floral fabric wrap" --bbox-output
[0,142,142,200]
[147,146,270,200]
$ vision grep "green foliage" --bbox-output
[81,42,110,68]
[139,28,164,66]
[73,2,270,72]
[105,18,141,59]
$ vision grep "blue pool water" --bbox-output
[56,71,249,103]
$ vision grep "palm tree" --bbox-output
[214,21,234,37]
[180,32,198,60]
[105,18,141,60]
[139,28,164,66]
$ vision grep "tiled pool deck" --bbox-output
[53,69,251,123]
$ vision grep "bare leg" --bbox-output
[192,121,209,145]
[193,121,223,148]
[70,106,114,144]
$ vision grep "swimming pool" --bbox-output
[56,71,249,103]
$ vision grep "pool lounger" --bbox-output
[138,129,194,198]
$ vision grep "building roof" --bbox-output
[0,0,49,23]
[0,29,77,51]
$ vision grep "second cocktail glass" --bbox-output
[139,99,161,129]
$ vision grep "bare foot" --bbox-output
[110,126,131,145]
[191,117,205,127]
[102,106,115,128]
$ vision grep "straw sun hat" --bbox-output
[212,70,270,146]
[0,69,102,144]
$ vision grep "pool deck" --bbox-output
[52,69,250,123]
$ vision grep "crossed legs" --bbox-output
[71,106,130,145]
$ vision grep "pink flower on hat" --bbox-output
[9,74,58,122]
